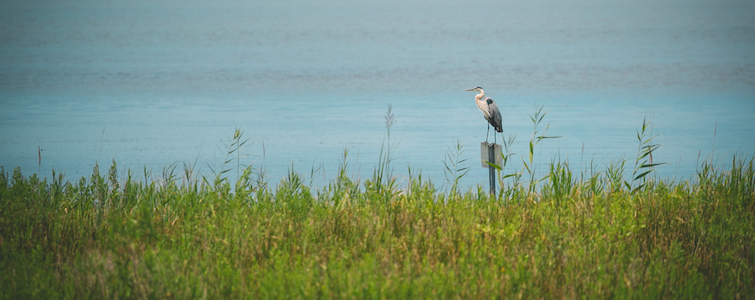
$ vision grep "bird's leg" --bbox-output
[486,124,490,143]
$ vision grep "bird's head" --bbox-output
[465,87,484,92]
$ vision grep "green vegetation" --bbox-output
[1,111,753,299]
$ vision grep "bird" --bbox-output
[466,87,503,144]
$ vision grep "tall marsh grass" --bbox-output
[1,110,753,299]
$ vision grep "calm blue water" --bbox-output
[2,0,754,190]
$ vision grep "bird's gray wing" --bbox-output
[486,99,503,132]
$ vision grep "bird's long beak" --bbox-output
[465,88,476,92]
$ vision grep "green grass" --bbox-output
[1,116,754,298]
[2,155,753,299]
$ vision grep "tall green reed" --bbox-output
[628,116,666,194]
[205,127,252,190]
[442,139,470,196]
[523,105,561,193]
[365,104,400,203]
[497,132,521,199]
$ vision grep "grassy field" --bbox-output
[1,113,754,299]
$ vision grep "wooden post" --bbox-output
[488,143,495,195]
[481,142,502,196]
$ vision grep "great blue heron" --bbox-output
[466,87,503,144]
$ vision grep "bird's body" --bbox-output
[466,87,503,143]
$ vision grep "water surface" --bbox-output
[2,0,754,189]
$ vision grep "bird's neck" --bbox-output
[475,92,485,102]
